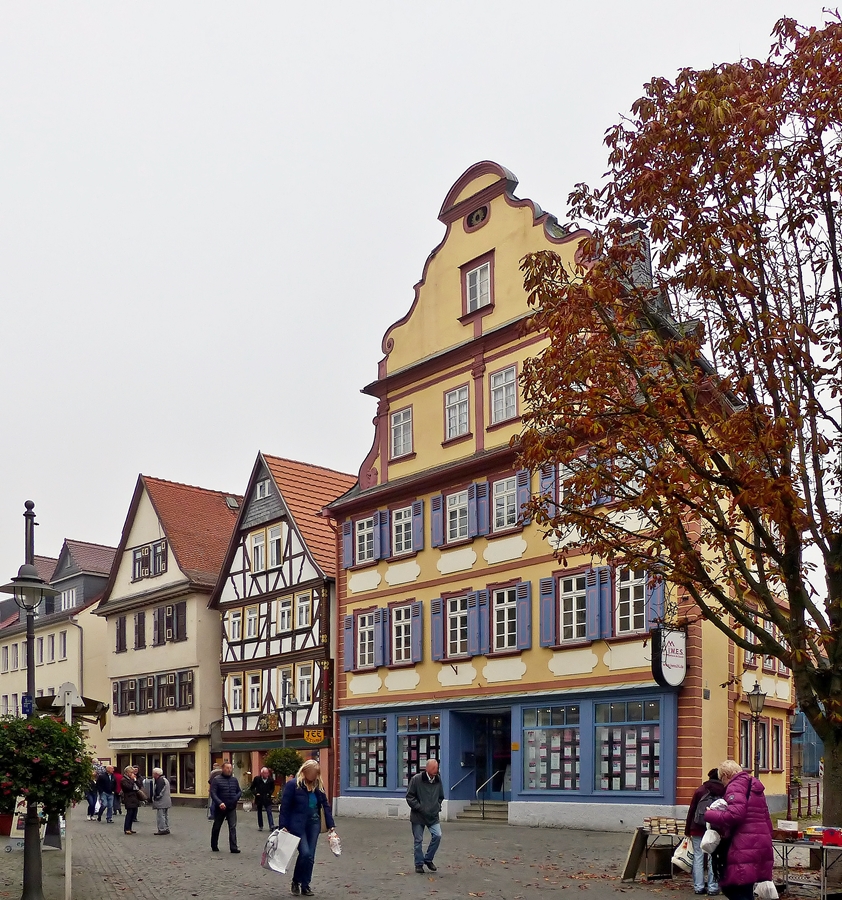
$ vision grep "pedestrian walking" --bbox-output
[685,768,725,895]
[152,767,172,835]
[406,758,444,874]
[113,769,123,815]
[279,759,336,897]
[210,761,242,853]
[121,766,143,835]
[208,764,223,820]
[704,759,774,900]
[95,765,117,823]
[85,779,97,820]
[250,766,276,831]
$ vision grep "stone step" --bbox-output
[456,802,509,822]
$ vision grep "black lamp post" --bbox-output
[746,681,768,779]
[0,501,60,900]
[277,676,301,750]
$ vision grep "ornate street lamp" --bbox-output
[0,501,59,900]
[746,681,768,779]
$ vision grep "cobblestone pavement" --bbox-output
[1,807,699,900]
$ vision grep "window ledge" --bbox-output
[441,537,474,550]
[550,639,595,651]
[458,305,494,326]
[441,433,473,448]
[486,648,523,660]
[486,416,521,432]
[604,632,650,645]
[487,525,524,539]
[347,559,380,572]
[390,452,417,464]
[386,661,416,670]
[386,551,419,563]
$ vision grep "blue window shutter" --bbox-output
[478,589,490,655]
[431,598,444,660]
[373,608,389,667]
[475,481,490,535]
[343,614,355,671]
[516,469,532,524]
[586,570,600,641]
[411,500,424,551]
[410,601,423,663]
[372,511,382,560]
[516,581,532,650]
[431,495,444,548]
[342,521,353,569]
[539,577,557,647]
[539,464,557,512]
[378,510,391,559]
[598,566,613,639]
[467,592,480,656]
[468,484,478,538]
[647,572,665,629]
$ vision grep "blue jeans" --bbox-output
[257,802,275,830]
[292,817,321,888]
[86,792,97,817]
[97,792,114,822]
[412,820,442,867]
[691,835,719,893]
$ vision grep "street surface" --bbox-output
[1,806,700,900]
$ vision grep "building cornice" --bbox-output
[94,581,207,618]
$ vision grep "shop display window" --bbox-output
[398,714,441,787]
[594,700,661,791]
[523,705,580,790]
[348,717,387,788]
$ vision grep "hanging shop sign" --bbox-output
[651,626,687,688]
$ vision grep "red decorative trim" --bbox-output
[439,161,518,222]
[488,360,520,427]
[388,405,414,462]
[441,433,473,449]
[459,249,496,320]
[463,203,491,233]
[486,415,522,433]
[442,381,472,445]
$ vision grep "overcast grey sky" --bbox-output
[0,1,828,580]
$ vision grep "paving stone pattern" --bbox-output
[1,807,693,900]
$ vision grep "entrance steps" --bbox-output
[455,800,509,823]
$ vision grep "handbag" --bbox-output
[137,788,148,802]
[261,828,301,875]
[672,836,694,873]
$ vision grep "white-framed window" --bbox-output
[0,696,7,715]
[58,631,67,660]
[357,613,376,668]
[739,718,751,769]
[757,720,769,770]
[245,607,258,639]
[447,595,469,657]
[772,720,783,770]
[20,642,27,668]
[60,588,76,611]
[277,598,292,632]
[493,476,518,531]
[296,593,311,629]
[392,605,412,663]
[36,637,44,666]
[255,478,271,500]
[392,506,413,556]
[247,673,262,712]
[355,517,375,564]
[251,532,266,572]
[297,663,313,704]
[230,675,243,713]
[151,540,167,576]
[0,646,7,673]
[277,667,294,705]
[445,386,469,439]
[560,574,588,642]
[228,610,242,642]
[493,587,518,651]
[616,567,647,634]
[11,694,18,715]
[447,491,469,542]
[268,525,283,568]
[11,644,19,670]
[390,408,413,459]
[466,261,491,313]
[490,365,517,424]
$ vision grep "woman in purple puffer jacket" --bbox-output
[704,759,774,900]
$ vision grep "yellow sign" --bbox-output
[303,728,325,744]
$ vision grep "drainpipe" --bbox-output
[68,615,83,696]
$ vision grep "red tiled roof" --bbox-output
[33,555,58,583]
[144,477,243,588]
[0,611,20,630]
[63,540,117,577]
[263,455,356,578]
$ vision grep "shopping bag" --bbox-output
[672,836,694,873]
[755,882,779,900]
[261,828,300,875]
[700,827,721,854]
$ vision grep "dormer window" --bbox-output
[255,479,271,500]
[466,262,490,313]
[132,540,168,582]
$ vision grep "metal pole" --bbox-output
[64,692,73,900]
[753,714,761,779]
[21,501,45,900]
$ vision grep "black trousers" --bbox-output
[211,807,238,851]
[723,885,755,900]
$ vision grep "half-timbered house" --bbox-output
[209,453,355,786]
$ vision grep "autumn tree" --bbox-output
[517,15,842,822]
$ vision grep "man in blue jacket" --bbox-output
[406,759,444,874]
[210,762,242,853]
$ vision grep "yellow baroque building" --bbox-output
[326,162,792,829]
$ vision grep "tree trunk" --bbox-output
[823,735,842,827]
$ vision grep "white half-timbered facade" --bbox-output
[209,453,355,777]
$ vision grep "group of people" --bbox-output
[685,759,775,900]
[85,763,173,836]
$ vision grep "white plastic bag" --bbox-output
[700,828,721,854]
[261,828,300,875]
[755,882,779,899]
[672,836,694,872]
[328,831,342,857]
[709,798,728,811]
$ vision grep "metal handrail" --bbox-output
[449,768,475,792]
[475,770,503,820]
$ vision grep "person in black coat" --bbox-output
[210,762,242,853]
[120,767,142,835]
[95,766,117,823]
[250,766,276,831]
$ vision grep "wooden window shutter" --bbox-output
[540,464,557,511]
[475,481,490,536]
[373,608,389,668]
[467,484,479,538]
[585,570,601,641]
[371,511,382,560]
[515,581,532,651]
[175,601,187,641]
[430,598,444,660]
[378,510,391,560]
[539,577,557,647]
[516,469,532,524]
[343,614,355,672]
[411,500,424,552]
[165,605,174,641]
[467,592,480,656]
[477,589,490,655]
[430,495,444,548]
[646,571,665,630]
[341,521,353,569]
[410,601,423,663]
[598,566,613,639]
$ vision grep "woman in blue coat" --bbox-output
[280,759,336,897]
